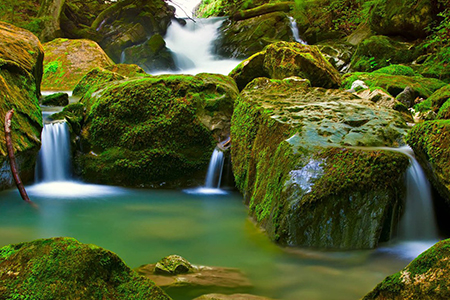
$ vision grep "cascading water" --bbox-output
[156,17,240,75]
[36,122,71,182]
[288,16,307,44]
[378,145,439,259]
[396,146,438,240]
[204,147,225,188]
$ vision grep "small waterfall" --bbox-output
[120,50,126,64]
[396,146,438,241]
[204,147,225,188]
[288,16,307,44]
[36,122,71,182]
[159,18,239,75]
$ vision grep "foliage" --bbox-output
[0,0,46,36]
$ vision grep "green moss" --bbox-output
[372,64,417,76]
[43,60,60,74]
[304,148,409,203]
[342,72,447,98]
[437,99,450,119]
[0,237,171,299]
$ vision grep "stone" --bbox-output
[369,0,443,40]
[41,92,69,106]
[363,239,450,300]
[41,38,114,91]
[214,11,295,59]
[0,22,43,191]
[0,237,171,299]
[230,41,341,91]
[231,2,293,21]
[74,71,238,187]
[231,77,411,249]
[194,294,272,300]
[317,41,354,73]
[350,35,422,72]
[154,255,194,275]
[396,86,415,108]
[407,120,450,203]
[122,34,176,72]
[136,260,253,296]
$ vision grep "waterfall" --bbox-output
[156,17,240,75]
[396,146,438,241]
[288,16,307,44]
[120,50,126,64]
[36,122,71,182]
[204,147,225,188]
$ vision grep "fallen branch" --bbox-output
[4,109,33,204]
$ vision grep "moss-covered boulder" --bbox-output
[428,84,450,117]
[407,120,450,203]
[342,71,447,99]
[363,239,450,300]
[369,0,443,40]
[350,35,422,72]
[75,72,238,187]
[214,11,295,59]
[231,77,410,249]
[122,34,176,72]
[154,255,194,275]
[42,38,114,91]
[42,92,69,106]
[0,237,172,299]
[0,22,43,191]
[94,0,175,63]
[230,41,341,91]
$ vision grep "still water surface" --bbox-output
[0,185,411,299]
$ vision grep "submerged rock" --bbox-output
[74,70,238,187]
[0,22,43,191]
[363,239,450,299]
[41,38,114,91]
[407,120,450,203]
[231,77,410,249]
[230,41,341,91]
[137,256,252,297]
[0,237,171,299]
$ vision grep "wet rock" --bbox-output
[136,257,253,296]
[0,22,43,191]
[231,2,293,21]
[122,34,176,72]
[41,38,114,91]
[369,0,443,40]
[74,70,238,187]
[350,35,422,72]
[231,77,410,249]
[230,41,341,91]
[0,237,171,299]
[363,239,450,300]
[215,12,294,59]
[42,92,69,106]
[396,86,415,108]
[407,120,450,203]
[317,42,354,73]
[154,255,194,275]
[194,294,272,300]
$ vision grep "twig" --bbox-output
[4,109,34,205]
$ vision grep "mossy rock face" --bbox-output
[0,22,43,191]
[0,237,172,299]
[407,120,450,203]
[122,34,176,72]
[428,85,450,114]
[350,35,422,72]
[231,77,410,249]
[369,0,442,40]
[342,72,447,99]
[42,38,114,91]
[42,92,69,106]
[73,67,126,97]
[214,11,294,59]
[76,72,238,187]
[363,239,450,300]
[95,0,175,63]
[230,41,341,91]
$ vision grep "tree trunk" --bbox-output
[4,109,33,204]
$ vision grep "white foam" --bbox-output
[26,181,125,198]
